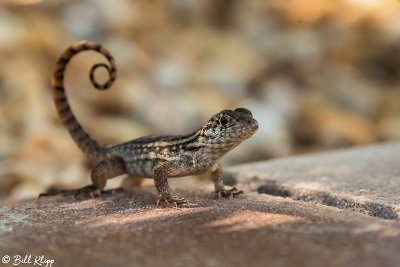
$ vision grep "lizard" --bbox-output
[41,41,259,207]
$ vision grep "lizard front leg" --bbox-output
[153,161,191,207]
[211,163,243,198]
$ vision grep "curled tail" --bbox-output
[52,41,117,161]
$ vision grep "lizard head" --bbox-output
[200,107,258,148]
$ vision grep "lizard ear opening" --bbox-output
[234,108,253,117]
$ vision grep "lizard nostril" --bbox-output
[245,116,255,124]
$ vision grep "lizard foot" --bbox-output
[39,185,101,199]
[212,187,243,199]
[156,195,190,208]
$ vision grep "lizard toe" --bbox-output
[39,185,101,199]
[212,187,244,199]
[157,195,191,208]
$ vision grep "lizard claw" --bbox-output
[212,187,243,199]
[157,195,191,208]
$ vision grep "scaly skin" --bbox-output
[41,41,259,207]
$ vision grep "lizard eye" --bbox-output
[219,115,230,126]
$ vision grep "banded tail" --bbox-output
[52,41,117,160]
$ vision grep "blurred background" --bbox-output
[1,0,400,202]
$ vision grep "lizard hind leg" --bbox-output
[90,157,127,194]
[121,174,145,191]
[39,157,127,199]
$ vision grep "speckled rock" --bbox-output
[226,142,400,220]
[1,143,400,267]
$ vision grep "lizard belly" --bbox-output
[192,147,223,174]
[124,160,156,178]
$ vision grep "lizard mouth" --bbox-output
[230,118,258,141]
[246,120,259,137]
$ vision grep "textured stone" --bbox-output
[227,142,400,219]
[1,143,400,267]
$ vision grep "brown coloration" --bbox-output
[121,175,145,189]
[211,163,243,198]
[52,41,117,160]
[45,41,259,206]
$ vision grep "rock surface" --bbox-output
[227,142,400,220]
[1,143,400,267]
